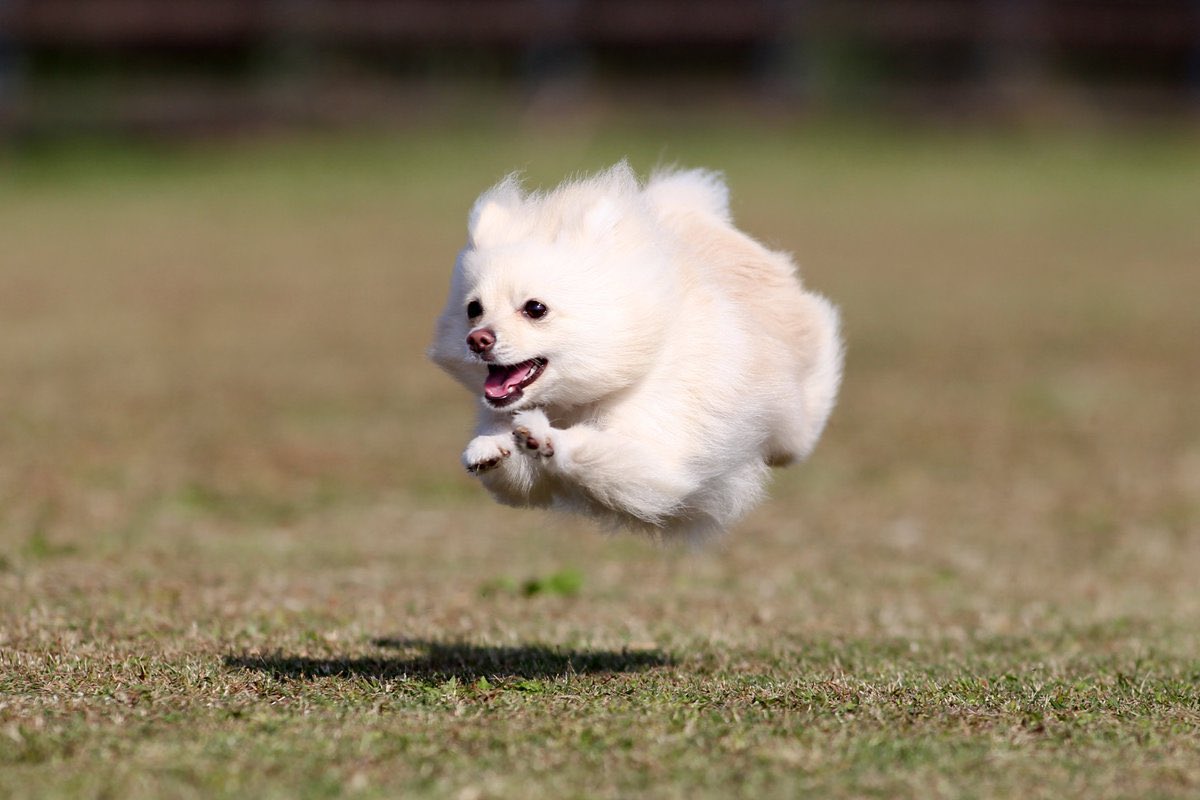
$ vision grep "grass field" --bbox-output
[2,120,1199,798]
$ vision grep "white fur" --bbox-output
[429,162,844,539]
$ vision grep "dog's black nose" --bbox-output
[466,327,495,355]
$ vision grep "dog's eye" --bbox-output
[523,299,548,320]
[466,300,483,319]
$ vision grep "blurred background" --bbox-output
[0,0,1197,582]
[0,1,1197,575]
[1,0,1199,135]
[2,4,1199,795]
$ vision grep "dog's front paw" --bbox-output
[512,409,554,458]
[463,435,511,475]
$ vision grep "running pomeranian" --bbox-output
[429,162,843,539]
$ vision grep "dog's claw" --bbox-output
[467,458,495,474]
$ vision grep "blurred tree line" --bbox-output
[1,0,1198,134]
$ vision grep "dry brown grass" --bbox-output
[1,123,1199,798]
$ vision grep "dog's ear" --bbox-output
[579,162,639,238]
[583,197,621,237]
[468,174,522,247]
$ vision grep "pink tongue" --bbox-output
[484,362,534,399]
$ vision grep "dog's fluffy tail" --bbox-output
[644,168,731,223]
[796,291,845,458]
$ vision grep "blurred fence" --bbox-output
[1,0,1199,132]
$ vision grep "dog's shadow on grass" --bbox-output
[224,637,672,683]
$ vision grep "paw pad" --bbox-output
[464,443,510,474]
[513,426,554,458]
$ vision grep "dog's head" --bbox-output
[429,163,674,413]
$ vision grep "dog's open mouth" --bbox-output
[484,358,547,407]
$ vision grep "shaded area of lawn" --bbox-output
[226,639,673,681]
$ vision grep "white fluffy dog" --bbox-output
[429,163,843,539]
